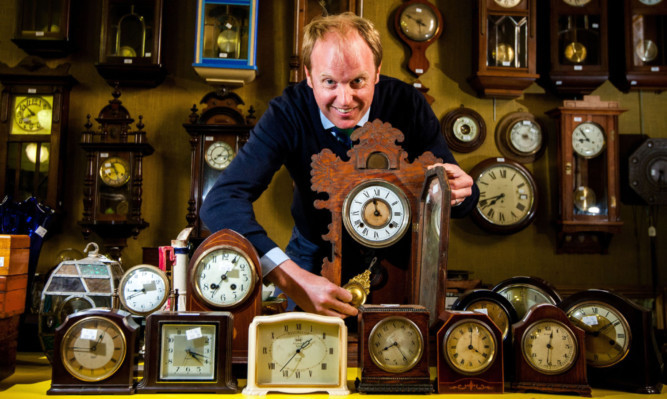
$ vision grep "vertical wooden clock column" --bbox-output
[548,96,626,254]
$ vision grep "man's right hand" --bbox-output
[266,259,358,319]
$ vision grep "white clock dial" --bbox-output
[159,323,217,380]
[119,264,169,315]
[475,163,535,227]
[452,116,479,143]
[562,0,592,6]
[572,122,605,158]
[205,141,235,170]
[522,320,578,375]
[343,180,411,248]
[192,247,257,308]
[494,0,522,7]
[509,120,542,155]
[639,0,663,5]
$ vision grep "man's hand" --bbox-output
[429,163,474,206]
[266,259,358,318]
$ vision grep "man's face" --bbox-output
[305,30,380,130]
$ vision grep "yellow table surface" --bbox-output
[1,353,664,399]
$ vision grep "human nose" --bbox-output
[336,84,353,105]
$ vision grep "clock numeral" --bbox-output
[268,362,275,370]
[500,169,507,178]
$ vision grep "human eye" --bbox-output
[322,78,336,87]
[351,78,365,88]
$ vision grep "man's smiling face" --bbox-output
[305,30,380,130]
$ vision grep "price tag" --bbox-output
[81,328,98,340]
[186,327,203,340]
[0,257,4,267]
[28,88,37,94]
[651,66,660,72]
[582,315,598,326]
[35,226,48,238]
[574,117,582,122]
[124,59,133,64]
[415,68,424,74]
[473,308,489,315]
[36,31,45,37]
[574,65,583,71]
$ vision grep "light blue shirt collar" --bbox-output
[320,109,370,130]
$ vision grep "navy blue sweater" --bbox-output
[200,75,479,258]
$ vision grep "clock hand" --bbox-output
[372,199,381,217]
[186,348,206,365]
[479,193,505,209]
[546,331,554,365]
[280,338,312,372]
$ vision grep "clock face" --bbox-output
[472,159,537,232]
[572,122,606,158]
[443,319,497,375]
[496,283,558,320]
[639,0,663,4]
[464,300,511,340]
[368,316,424,373]
[442,107,486,153]
[564,42,588,63]
[159,323,217,380]
[191,246,257,308]
[342,180,411,248]
[452,115,480,143]
[399,3,439,42]
[509,119,543,155]
[494,0,522,7]
[250,314,345,388]
[521,319,578,375]
[565,301,631,368]
[635,40,658,63]
[60,315,127,382]
[562,0,592,6]
[205,141,235,170]
[12,95,53,134]
[118,264,169,316]
[99,156,131,187]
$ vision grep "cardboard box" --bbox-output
[0,235,30,276]
[0,274,28,318]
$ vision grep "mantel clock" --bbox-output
[0,56,77,214]
[12,0,72,57]
[183,91,255,243]
[541,0,608,95]
[78,87,154,256]
[193,0,259,87]
[95,0,167,87]
[547,95,626,254]
[469,0,539,99]
[288,0,362,84]
[610,0,667,91]
[310,119,449,325]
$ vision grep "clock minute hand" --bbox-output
[280,338,312,372]
[479,193,505,209]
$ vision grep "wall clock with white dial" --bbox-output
[495,111,546,163]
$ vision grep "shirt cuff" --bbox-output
[260,247,290,277]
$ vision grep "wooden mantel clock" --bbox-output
[547,95,626,254]
[310,119,449,324]
[78,86,154,257]
[183,90,255,244]
[469,0,539,99]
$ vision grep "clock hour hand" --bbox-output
[185,348,207,364]
[280,338,312,372]
[479,193,505,209]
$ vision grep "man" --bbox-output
[200,12,479,319]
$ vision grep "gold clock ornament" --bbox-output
[356,305,431,393]
[47,308,140,394]
[243,312,348,395]
[436,310,504,394]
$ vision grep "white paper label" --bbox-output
[0,257,4,267]
[205,136,215,141]
[124,58,133,64]
[556,81,563,85]
[574,117,583,122]
[582,315,598,326]
[502,61,511,66]
[651,66,660,72]
[81,328,98,340]
[35,226,47,238]
[219,53,228,58]
[592,23,599,29]
[28,88,37,94]
[631,81,638,85]
[473,308,489,315]
[145,52,152,57]
[415,68,424,74]
[100,153,109,158]
[36,31,45,37]
[574,65,583,71]
[186,327,203,340]
[413,82,422,88]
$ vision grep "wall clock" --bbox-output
[78,87,154,257]
[610,0,667,91]
[511,303,591,396]
[243,312,349,395]
[95,0,167,87]
[469,0,538,98]
[288,0,362,84]
[11,0,72,57]
[436,310,504,394]
[559,289,664,394]
[547,95,626,254]
[469,157,538,234]
[540,0,608,95]
[393,0,443,77]
[356,304,431,393]
[193,0,259,87]
[494,110,546,163]
[441,106,487,153]
[136,311,237,393]
[186,228,262,365]
[492,276,562,320]
[118,263,169,316]
[310,119,446,316]
[629,138,667,204]
[47,308,139,394]
[183,91,254,243]
[0,57,77,215]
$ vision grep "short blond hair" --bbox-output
[302,12,382,72]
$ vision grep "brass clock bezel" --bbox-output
[99,156,131,187]
[118,264,170,316]
[398,3,440,42]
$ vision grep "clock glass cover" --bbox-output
[99,156,131,187]
[205,140,235,170]
[509,119,543,155]
[571,121,608,216]
[12,95,54,135]
[118,264,169,316]
[159,323,217,380]
[558,14,601,66]
[399,3,439,42]
[487,14,528,67]
[443,319,497,375]
[202,3,250,60]
[368,316,424,373]
[522,319,578,375]
[495,283,558,319]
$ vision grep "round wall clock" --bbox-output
[469,157,538,234]
[495,111,546,163]
[118,264,169,316]
[441,106,486,153]
[243,312,348,395]
[572,121,606,158]
[492,276,562,320]
[342,179,411,248]
[393,0,443,76]
[13,95,53,133]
